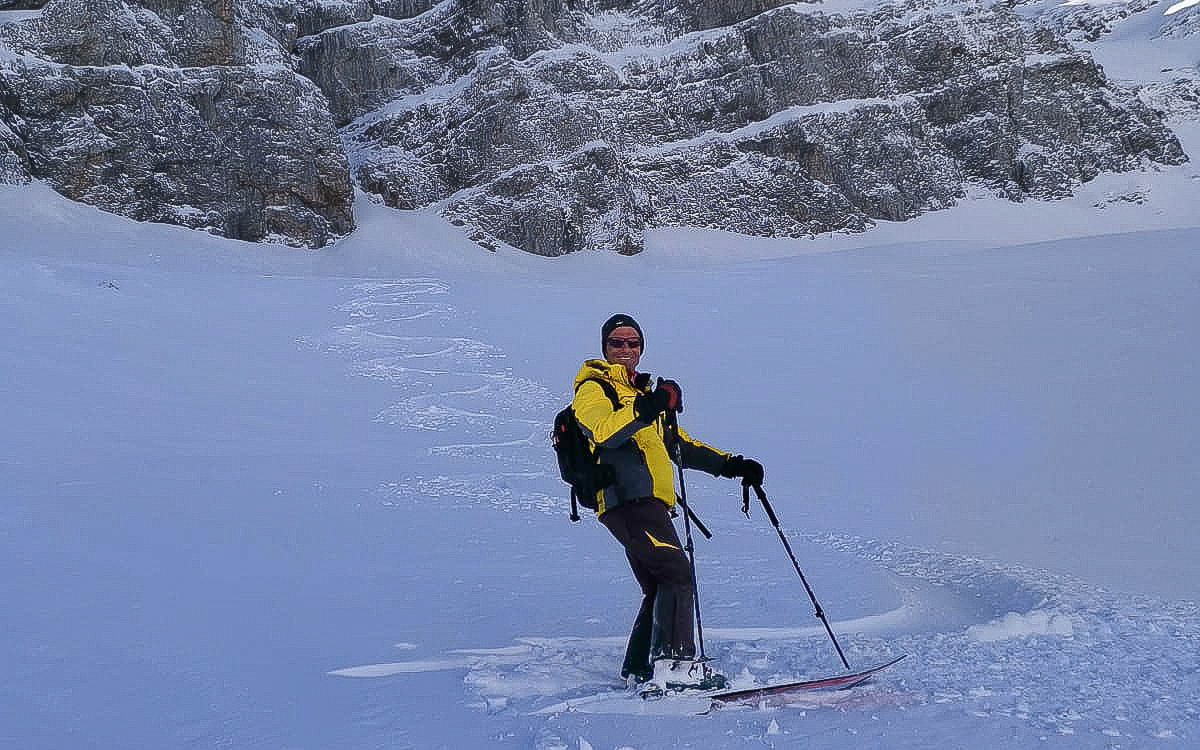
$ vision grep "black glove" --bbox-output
[720,454,764,486]
[633,378,682,422]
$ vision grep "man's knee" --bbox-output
[655,550,693,587]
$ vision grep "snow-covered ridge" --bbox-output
[0,0,1196,253]
[356,0,1191,254]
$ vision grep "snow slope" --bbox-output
[3,4,1200,746]
[4,152,1199,749]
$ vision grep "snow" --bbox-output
[965,610,1076,642]
[0,10,44,24]
[6,171,1199,748]
[3,9,1200,750]
[635,95,925,160]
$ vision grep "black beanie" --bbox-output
[601,313,644,351]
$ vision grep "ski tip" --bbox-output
[876,653,909,668]
[885,653,910,669]
[705,653,909,706]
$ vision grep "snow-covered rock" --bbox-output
[0,0,354,247]
[320,0,1188,254]
[0,113,29,184]
[0,0,1193,252]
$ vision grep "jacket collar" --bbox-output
[575,358,646,391]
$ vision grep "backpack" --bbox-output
[552,377,621,521]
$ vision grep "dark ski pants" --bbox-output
[600,498,695,679]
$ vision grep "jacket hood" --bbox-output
[574,358,627,390]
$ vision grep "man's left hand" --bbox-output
[721,455,764,486]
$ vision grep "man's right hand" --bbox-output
[655,378,682,414]
[634,378,683,422]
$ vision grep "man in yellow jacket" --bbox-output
[572,314,764,689]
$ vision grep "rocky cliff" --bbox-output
[0,0,356,246]
[0,0,1193,253]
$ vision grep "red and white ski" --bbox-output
[708,654,907,705]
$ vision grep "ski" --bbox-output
[532,656,907,716]
[707,654,907,705]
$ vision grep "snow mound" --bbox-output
[967,610,1076,642]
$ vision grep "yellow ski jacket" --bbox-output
[571,359,729,516]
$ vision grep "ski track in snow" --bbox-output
[309,278,1200,745]
[303,278,565,516]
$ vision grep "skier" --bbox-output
[571,313,764,690]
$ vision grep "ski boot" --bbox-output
[639,658,728,698]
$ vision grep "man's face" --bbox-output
[604,325,643,370]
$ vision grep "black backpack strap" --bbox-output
[574,376,621,411]
[570,377,621,522]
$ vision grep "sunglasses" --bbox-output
[606,337,643,349]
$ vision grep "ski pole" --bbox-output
[665,410,709,661]
[744,483,851,670]
[678,499,712,540]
